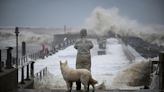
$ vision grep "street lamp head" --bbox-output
[15,27,19,35]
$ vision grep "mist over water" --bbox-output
[0,28,57,49]
[84,7,164,46]
[0,27,79,49]
[1,7,163,48]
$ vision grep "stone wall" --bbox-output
[0,68,18,92]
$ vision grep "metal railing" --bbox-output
[35,67,48,81]
[0,38,76,90]
[27,39,75,61]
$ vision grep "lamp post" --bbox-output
[15,27,19,68]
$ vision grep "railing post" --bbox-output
[6,47,13,69]
[35,53,37,60]
[159,51,164,91]
[64,41,66,48]
[59,43,61,50]
[40,71,42,80]
[32,54,34,60]
[34,53,36,60]
[20,66,25,84]
[17,58,20,67]
[45,67,47,75]
[22,41,26,57]
[38,51,41,59]
[66,40,68,46]
[71,39,73,44]
[0,49,2,72]
[36,73,39,80]
[43,67,47,76]
[33,53,35,60]
[30,61,35,78]
[26,64,30,80]
[68,40,70,46]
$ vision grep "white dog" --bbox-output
[60,60,97,92]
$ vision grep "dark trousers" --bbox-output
[76,81,81,90]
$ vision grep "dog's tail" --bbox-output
[90,77,98,85]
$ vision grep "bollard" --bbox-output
[0,50,2,72]
[6,47,13,69]
[20,42,27,84]
[159,52,164,91]
[30,61,35,78]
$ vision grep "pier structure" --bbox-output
[0,27,164,92]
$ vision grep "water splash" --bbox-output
[84,7,164,46]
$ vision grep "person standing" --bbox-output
[74,29,93,90]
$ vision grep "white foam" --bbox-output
[84,7,164,46]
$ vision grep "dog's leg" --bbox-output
[81,77,89,92]
[83,82,89,92]
[84,85,88,92]
[70,82,73,92]
[92,84,95,92]
[66,81,71,92]
[87,84,90,91]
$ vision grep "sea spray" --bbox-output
[34,71,66,89]
[84,7,164,46]
[112,60,151,88]
[0,28,53,50]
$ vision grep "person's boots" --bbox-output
[76,81,81,90]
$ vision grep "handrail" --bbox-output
[34,67,48,80]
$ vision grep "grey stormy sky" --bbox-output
[0,0,164,28]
